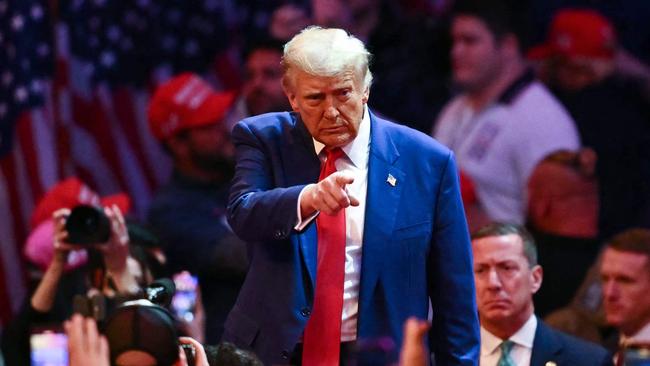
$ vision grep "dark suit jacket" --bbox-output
[531,320,613,366]
[223,110,479,365]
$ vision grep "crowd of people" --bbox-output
[2,0,649,365]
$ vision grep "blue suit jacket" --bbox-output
[223,111,479,365]
[531,320,613,366]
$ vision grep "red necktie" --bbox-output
[302,147,347,366]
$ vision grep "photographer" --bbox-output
[64,314,209,366]
[65,304,212,366]
[0,178,146,365]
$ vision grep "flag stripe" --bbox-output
[111,87,158,190]
[16,113,45,203]
[0,156,28,314]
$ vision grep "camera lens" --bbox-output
[65,205,111,244]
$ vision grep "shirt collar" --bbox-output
[496,68,535,105]
[480,314,537,356]
[312,105,371,169]
[622,321,650,345]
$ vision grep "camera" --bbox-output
[65,205,111,244]
[103,299,180,366]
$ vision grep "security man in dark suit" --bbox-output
[471,223,613,366]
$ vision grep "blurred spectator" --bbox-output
[205,342,262,366]
[433,0,580,230]
[527,150,600,316]
[234,1,310,45]
[225,38,291,129]
[66,306,213,366]
[311,0,453,133]
[544,253,609,346]
[471,223,612,366]
[104,300,182,366]
[0,178,149,366]
[528,1,650,66]
[600,229,650,358]
[269,4,311,42]
[65,314,109,366]
[147,73,248,343]
[529,9,650,239]
[398,318,431,366]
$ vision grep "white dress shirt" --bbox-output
[295,107,371,341]
[621,321,650,345]
[480,315,537,366]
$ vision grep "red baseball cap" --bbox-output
[528,9,617,60]
[147,73,235,141]
[30,177,131,229]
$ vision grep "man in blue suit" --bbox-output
[471,223,612,366]
[223,26,479,365]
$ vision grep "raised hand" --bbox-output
[300,171,360,217]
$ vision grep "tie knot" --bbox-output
[324,147,345,162]
[500,340,514,354]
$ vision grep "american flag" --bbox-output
[0,0,240,326]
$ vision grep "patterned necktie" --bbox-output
[302,148,347,366]
[497,340,516,366]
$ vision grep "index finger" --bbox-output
[53,208,71,220]
[333,172,355,187]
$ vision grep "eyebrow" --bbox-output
[304,91,324,99]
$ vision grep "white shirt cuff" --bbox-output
[294,184,319,231]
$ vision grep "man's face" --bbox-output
[552,57,600,92]
[451,16,505,93]
[184,122,234,173]
[601,247,650,335]
[284,69,369,148]
[472,234,542,330]
[243,49,289,116]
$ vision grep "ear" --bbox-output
[530,265,543,295]
[286,91,300,113]
[500,33,520,58]
[527,191,550,225]
[362,84,370,104]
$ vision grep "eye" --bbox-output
[338,89,352,98]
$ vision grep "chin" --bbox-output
[482,308,512,320]
[604,314,623,328]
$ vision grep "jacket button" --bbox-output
[300,307,311,317]
[274,229,285,239]
[281,350,290,360]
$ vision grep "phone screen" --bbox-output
[172,271,198,322]
[30,330,68,366]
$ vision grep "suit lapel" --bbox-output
[530,319,563,366]
[359,112,404,302]
[288,114,321,288]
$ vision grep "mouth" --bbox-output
[605,303,624,313]
[321,125,348,134]
[484,299,511,308]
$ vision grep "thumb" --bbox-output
[348,193,360,207]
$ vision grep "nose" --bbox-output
[451,41,462,62]
[323,96,339,120]
[602,280,618,301]
[486,268,502,290]
[250,73,264,89]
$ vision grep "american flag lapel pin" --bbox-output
[387,173,397,187]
